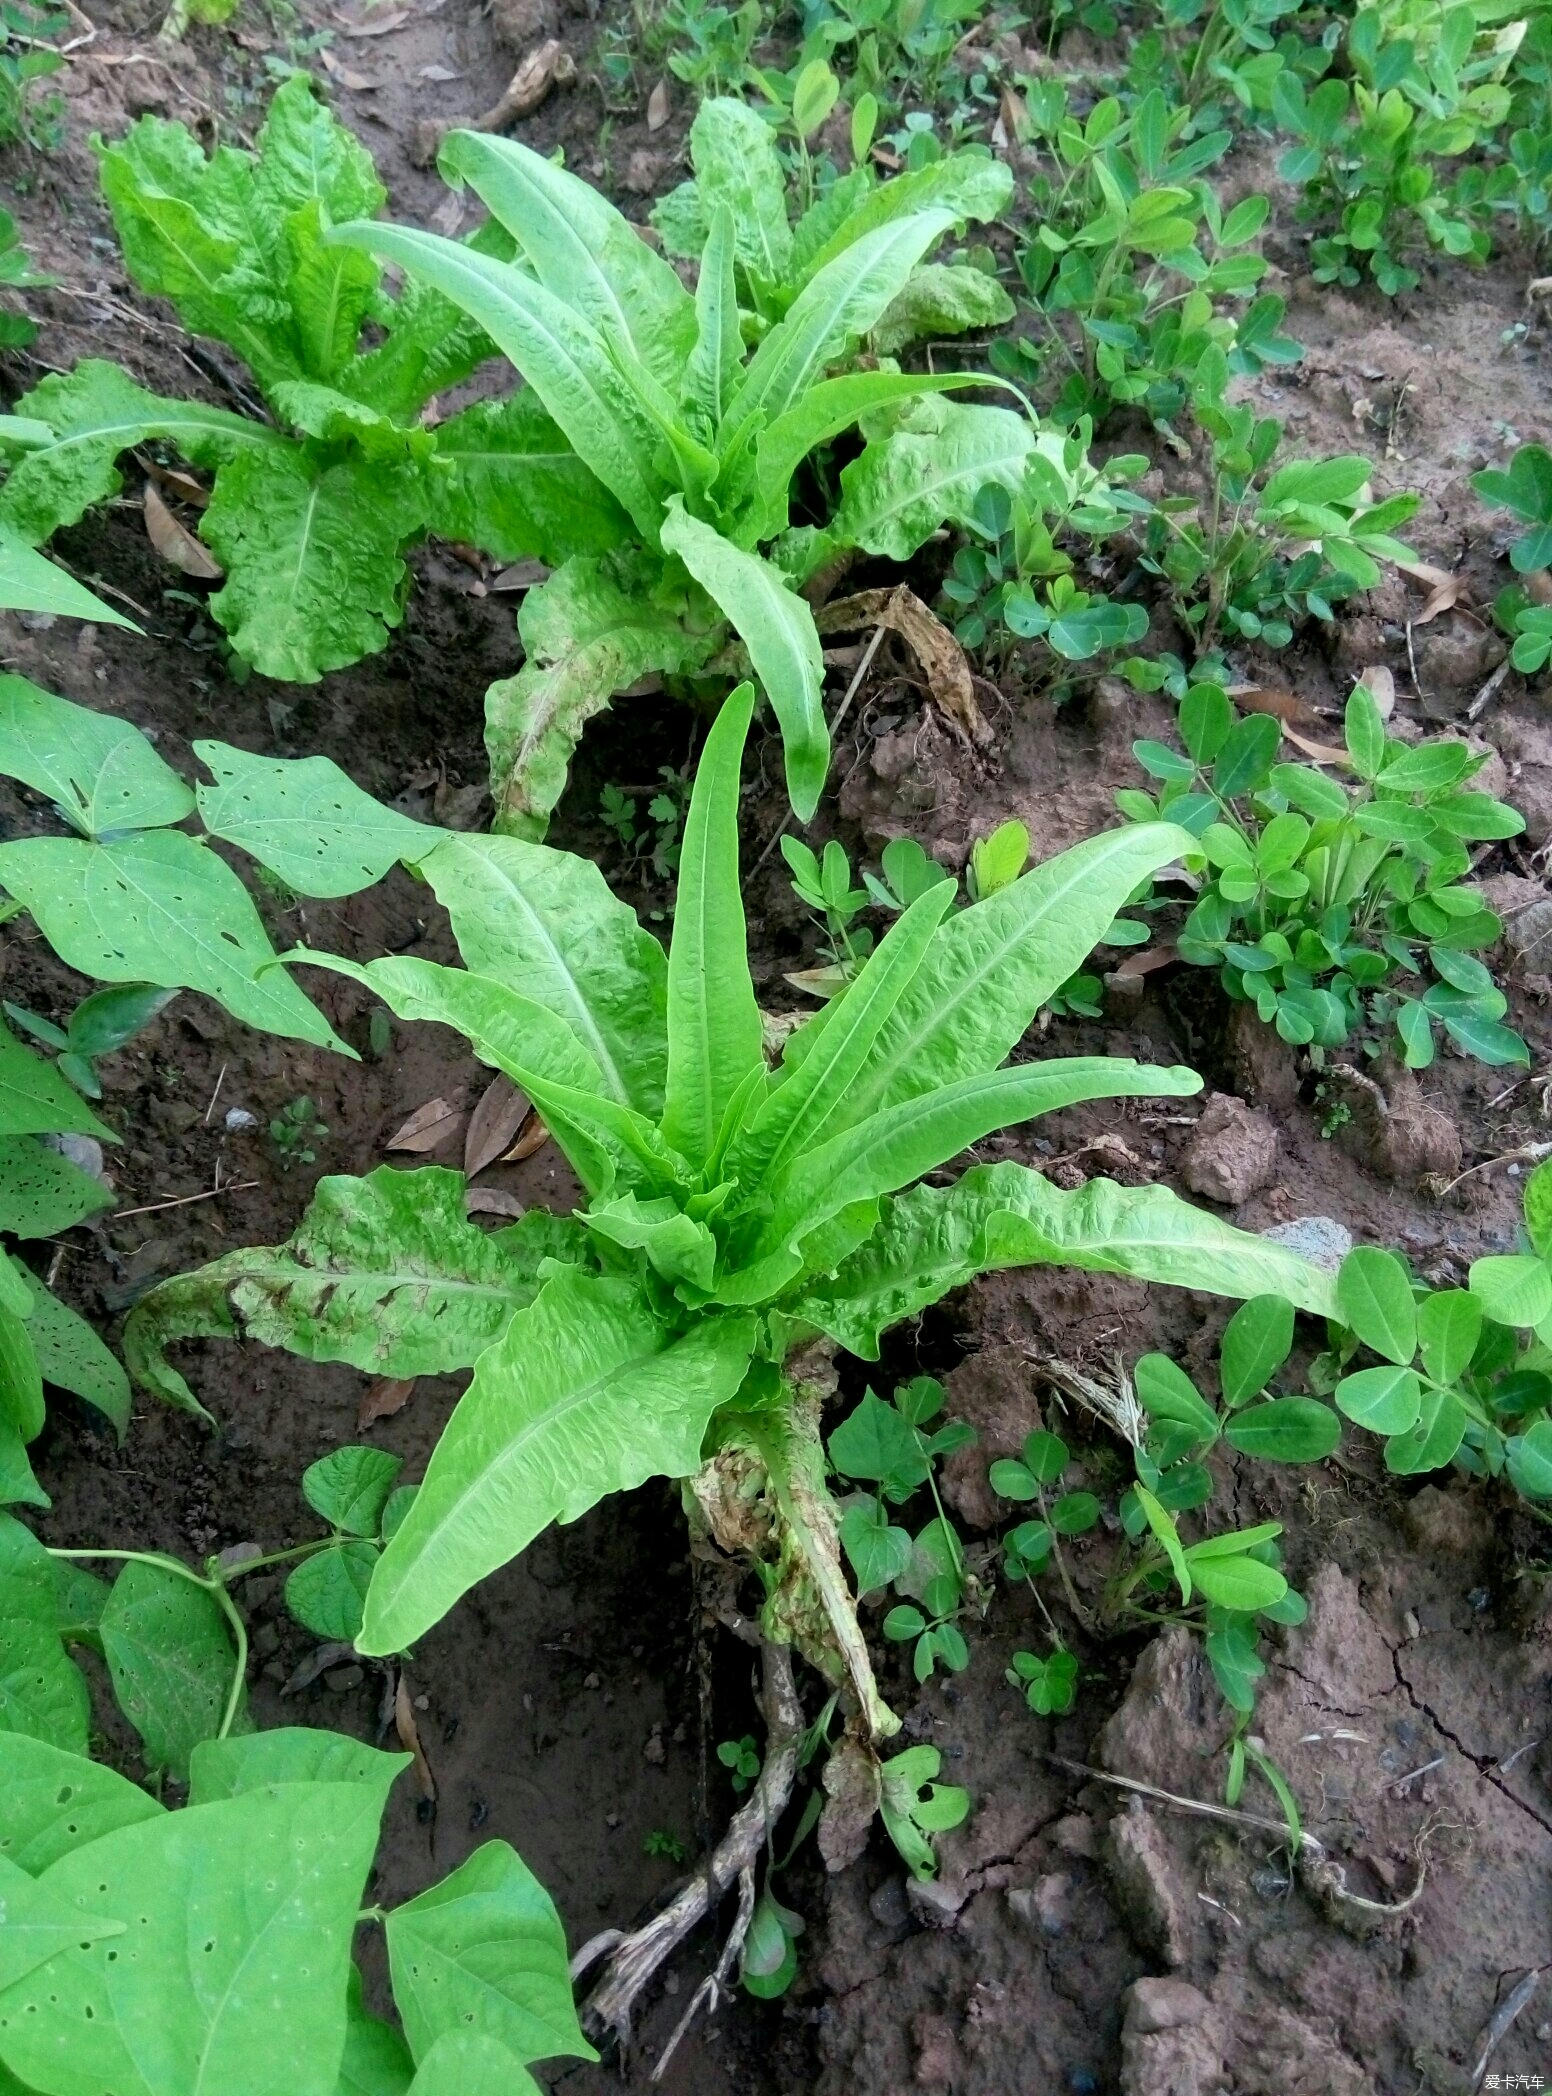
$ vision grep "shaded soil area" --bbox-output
[4,2,1552,2090]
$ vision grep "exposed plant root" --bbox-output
[650,1864,756,2081]
[578,1642,804,2050]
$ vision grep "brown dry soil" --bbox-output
[4,2,1552,2090]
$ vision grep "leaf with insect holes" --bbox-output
[385,1839,596,2068]
[0,1026,111,1142]
[188,1727,408,1804]
[0,675,193,837]
[0,1513,89,1753]
[0,1735,161,1874]
[98,1558,249,1779]
[0,830,348,1053]
[17,1270,131,1436]
[195,744,441,899]
[0,1775,395,2096]
[0,1136,112,1238]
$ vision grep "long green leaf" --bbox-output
[360,1270,756,1653]
[660,501,828,822]
[788,1162,1338,1356]
[718,210,957,455]
[327,223,668,542]
[662,683,762,1168]
[726,878,954,1197]
[0,1513,88,1754]
[0,526,137,628]
[417,830,668,1113]
[683,205,743,434]
[795,822,1196,1135]
[684,97,793,292]
[750,1057,1202,1271]
[438,130,695,393]
[299,954,688,1201]
[124,1166,565,1419]
[805,153,1014,273]
[739,371,976,546]
[423,393,630,566]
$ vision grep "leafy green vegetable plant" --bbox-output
[0,0,65,152]
[940,429,1153,673]
[0,74,596,683]
[0,1708,592,2095]
[1139,357,1421,648]
[123,682,1334,1873]
[994,1296,1324,1741]
[1306,1208,1552,1504]
[323,100,1021,835]
[991,84,1301,432]
[1122,679,1529,1067]
[1272,4,1516,292]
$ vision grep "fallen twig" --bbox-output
[1467,655,1514,723]
[1471,1967,1541,2088]
[115,1180,259,1219]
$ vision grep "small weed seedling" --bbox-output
[828,1374,978,1682]
[1121,679,1529,1069]
[0,206,50,349]
[1473,442,1552,677]
[3,982,176,1099]
[1308,1214,1552,1507]
[645,1827,690,1862]
[718,1733,762,1791]
[0,0,65,152]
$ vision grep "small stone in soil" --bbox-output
[1261,1215,1354,1274]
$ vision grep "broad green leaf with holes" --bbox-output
[0,677,192,835]
[0,1026,111,1141]
[189,1728,409,1805]
[0,1736,160,1875]
[0,1513,87,1754]
[0,831,348,1052]
[98,1560,248,1780]
[0,1848,124,1994]
[17,1269,131,1435]
[0,1777,392,2096]
[385,1839,595,2067]
[195,745,441,898]
[0,1136,113,1237]
[407,2032,541,2094]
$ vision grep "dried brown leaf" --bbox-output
[464,1073,531,1180]
[281,1641,355,1696]
[505,1115,552,1163]
[1233,685,1316,727]
[418,61,462,80]
[146,462,209,510]
[395,1673,438,1803]
[490,558,550,592]
[319,45,377,86]
[357,1375,416,1430]
[996,85,1030,146]
[143,481,221,579]
[466,1186,526,1219]
[646,76,669,129]
[386,1095,465,1154]
[1110,943,1177,982]
[817,586,989,745]
[1281,724,1353,767]
[784,965,849,1000]
[1356,664,1395,718]
[337,7,408,32]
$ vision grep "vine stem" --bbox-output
[49,1546,250,1739]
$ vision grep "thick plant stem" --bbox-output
[744,1376,901,1743]
[577,1642,803,2048]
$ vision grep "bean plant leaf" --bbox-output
[304,1446,404,1536]
[0,1136,112,1237]
[662,683,762,1167]
[0,1026,112,1140]
[660,500,829,823]
[18,1270,132,1435]
[0,676,193,836]
[1469,1253,1552,1330]
[418,832,669,1115]
[194,745,441,898]
[200,445,429,684]
[125,1167,557,1419]
[0,831,349,1053]
[0,1736,161,1875]
[1223,1398,1342,1463]
[340,1966,416,2096]
[0,1848,125,1996]
[0,1513,89,1754]
[285,1545,379,1644]
[99,1559,248,1780]
[1219,1294,1294,1407]
[789,1163,1337,1358]
[189,1728,408,1805]
[360,1270,756,1654]
[1416,1289,1482,1387]
[406,2032,541,2095]
[385,1838,596,2066]
[1335,1247,1417,1365]
[0,1778,393,2096]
